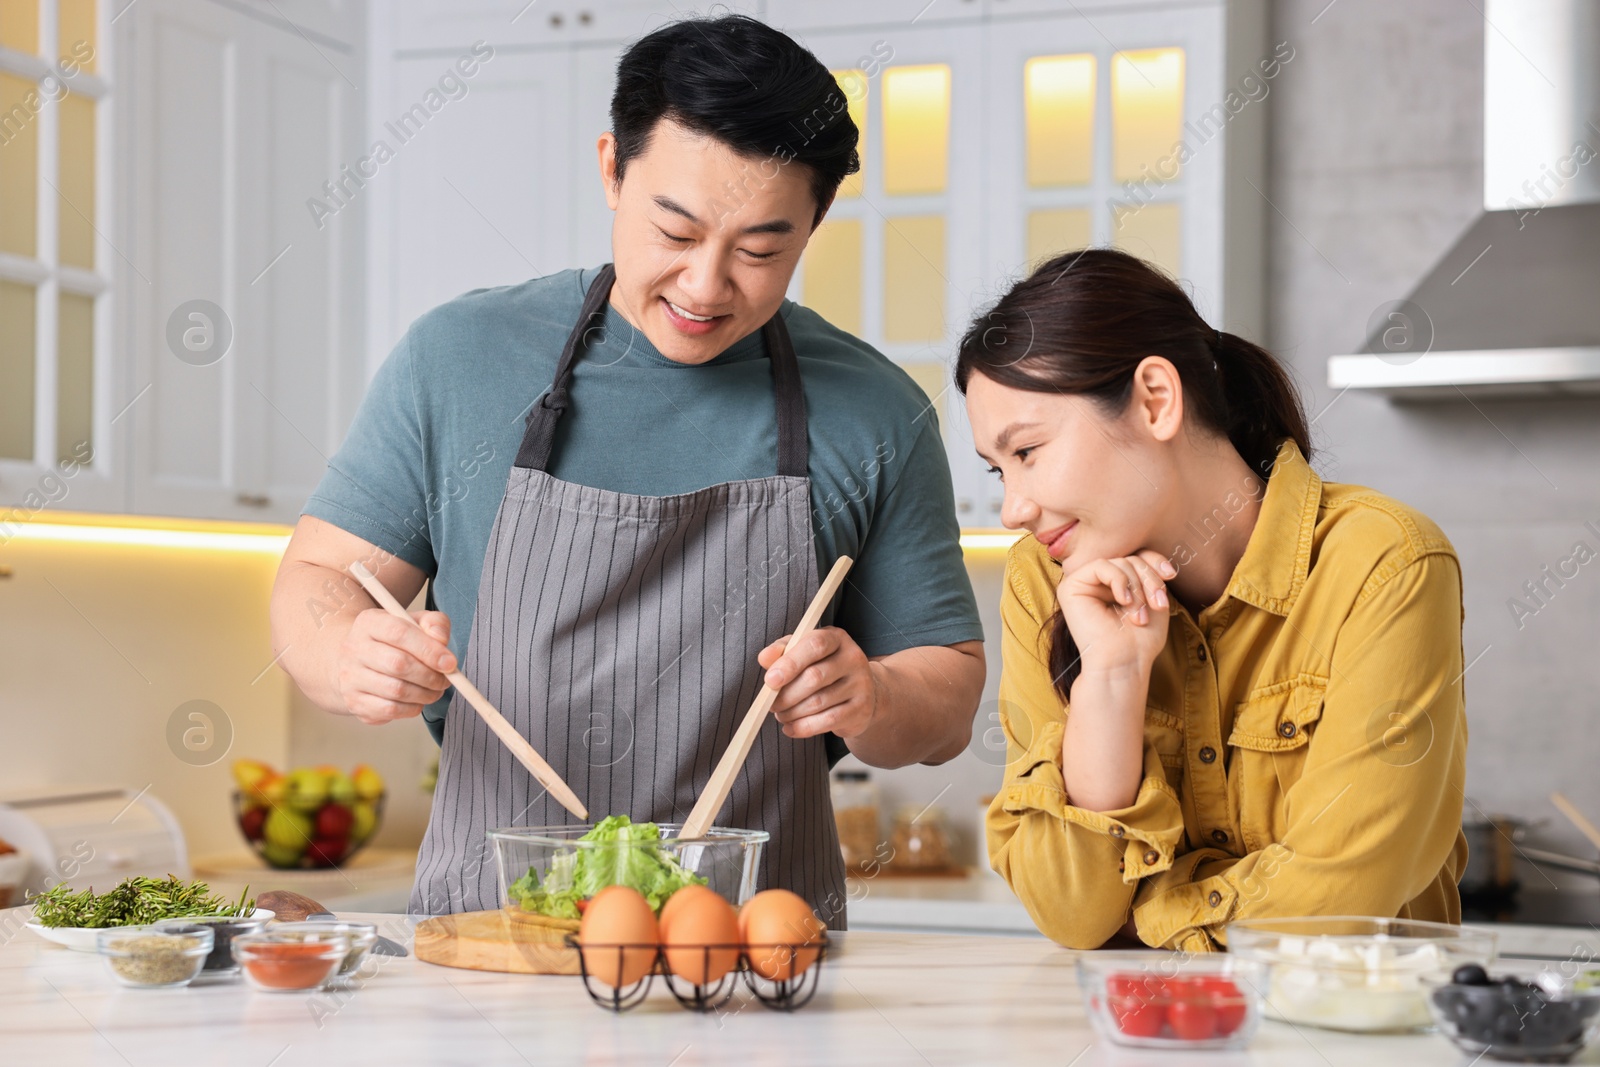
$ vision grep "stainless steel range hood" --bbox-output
[1328,0,1600,399]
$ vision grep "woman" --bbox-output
[960,249,1468,952]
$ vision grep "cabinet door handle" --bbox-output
[235,493,271,508]
[957,498,973,514]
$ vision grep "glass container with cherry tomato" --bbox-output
[1077,952,1266,1050]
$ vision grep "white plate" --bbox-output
[25,907,276,952]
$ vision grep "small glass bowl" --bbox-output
[232,930,349,992]
[272,921,377,981]
[96,925,214,989]
[1227,916,1497,1033]
[1077,952,1265,1050]
[154,913,272,980]
[1428,966,1600,1062]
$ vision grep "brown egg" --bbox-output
[577,885,659,988]
[738,889,825,981]
[659,885,740,986]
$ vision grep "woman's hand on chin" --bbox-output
[1056,550,1175,673]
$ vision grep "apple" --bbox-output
[232,758,275,797]
[326,770,357,807]
[306,836,347,868]
[316,803,354,839]
[352,764,385,801]
[350,800,377,844]
[259,841,304,868]
[260,773,287,805]
[239,806,267,842]
[284,767,329,813]
[263,807,312,852]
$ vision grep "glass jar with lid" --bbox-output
[830,769,880,870]
[890,804,953,871]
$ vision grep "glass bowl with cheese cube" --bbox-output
[1226,916,1497,1032]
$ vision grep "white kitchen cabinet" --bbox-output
[765,0,986,30]
[124,0,367,525]
[391,0,760,53]
[371,0,762,362]
[375,47,577,355]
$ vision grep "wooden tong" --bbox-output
[679,556,854,840]
[347,562,588,821]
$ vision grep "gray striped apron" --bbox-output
[410,264,847,926]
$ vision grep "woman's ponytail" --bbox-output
[955,250,1312,703]
[1211,330,1311,482]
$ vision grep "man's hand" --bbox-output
[757,627,879,740]
[334,608,456,724]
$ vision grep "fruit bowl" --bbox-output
[231,759,388,870]
[234,790,385,869]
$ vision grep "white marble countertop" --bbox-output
[5,908,1599,1066]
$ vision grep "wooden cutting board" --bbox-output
[414,909,580,975]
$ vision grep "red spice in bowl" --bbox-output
[232,933,347,992]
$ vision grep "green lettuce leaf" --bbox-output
[511,816,705,918]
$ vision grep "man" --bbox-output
[269,14,984,925]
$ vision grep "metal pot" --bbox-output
[1460,814,1531,898]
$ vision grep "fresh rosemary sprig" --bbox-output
[26,875,256,928]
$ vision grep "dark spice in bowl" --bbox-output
[156,913,271,976]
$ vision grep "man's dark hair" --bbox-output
[611,15,860,227]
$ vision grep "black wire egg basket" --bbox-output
[562,933,831,1013]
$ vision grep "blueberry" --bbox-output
[1453,963,1490,986]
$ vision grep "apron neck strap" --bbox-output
[515,263,809,478]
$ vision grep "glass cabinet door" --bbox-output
[976,7,1225,525]
[0,0,110,504]
[787,7,1227,530]
[788,23,987,521]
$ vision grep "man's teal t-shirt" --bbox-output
[303,266,984,745]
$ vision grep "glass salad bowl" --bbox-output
[489,817,768,925]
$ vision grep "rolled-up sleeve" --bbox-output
[1130,551,1468,952]
[985,556,1186,950]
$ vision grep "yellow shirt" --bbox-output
[985,440,1469,953]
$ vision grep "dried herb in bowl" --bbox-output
[28,876,255,928]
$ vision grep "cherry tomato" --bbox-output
[1110,997,1165,1038]
[1107,973,1167,999]
[1197,976,1247,1034]
[575,898,590,915]
[1168,998,1218,1041]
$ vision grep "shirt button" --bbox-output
[1143,849,1159,866]
[1210,829,1229,845]
[1197,645,1208,663]
[1109,824,1125,838]
[1208,890,1223,907]
[1279,721,1298,738]
[1198,746,1217,764]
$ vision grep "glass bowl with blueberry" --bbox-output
[1429,963,1600,1063]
